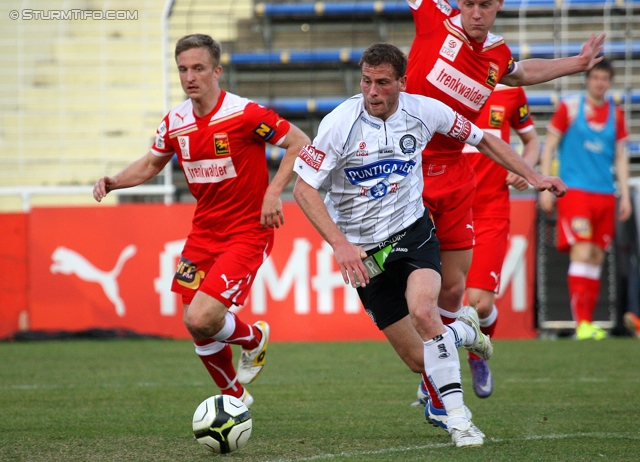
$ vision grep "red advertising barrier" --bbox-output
[492,197,538,339]
[0,213,28,339]
[1,199,538,341]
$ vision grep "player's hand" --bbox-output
[260,194,284,228]
[619,196,633,222]
[579,33,605,71]
[333,240,369,288]
[534,175,567,197]
[93,176,114,202]
[505,172,529,191]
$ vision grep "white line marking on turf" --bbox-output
[263,433,640,462]
[1,381,208,390]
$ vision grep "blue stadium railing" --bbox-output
[257,91,640,114]
[222,41,640,65]
[254,0,640,18]
[262,140,640,161]
[253,91,640,160]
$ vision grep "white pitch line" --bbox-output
[0,381,208,390]
[262,432,640,462]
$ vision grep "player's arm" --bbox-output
[500,33,604,87]
[615,139,632,222]
[261,124,311,228]
[293,177,369,288]
[476,131,566,196]
[93,151,172,202]
[505,128,541,190]
[538,129,562,212]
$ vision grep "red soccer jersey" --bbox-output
[548,96,628,141]
[406,0,516,163]
[464,85,535,218]
[152,91,291,243]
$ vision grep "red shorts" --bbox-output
[171,234,274,306]
[466,217,509,293]
[422,157,476,251]
[556,189,615,253]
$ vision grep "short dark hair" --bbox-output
[359,43,407,80]
[586,58,614,80]
[175,34,221,67]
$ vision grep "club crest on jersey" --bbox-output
[486,63,499,88]
[399,135,417,154]
[489,106,505,128]
[214,133,231,156]
[440,35,462,62]
[178,136,190,159]
[518,104,531,124]
[298,145,326,171]
[254,122,276,142]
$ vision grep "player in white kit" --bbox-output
[292,43,566,447]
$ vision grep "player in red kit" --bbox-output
[405,0,604,423]
[463,85,540,397]
[413,85,539,404]
[93,34,310,407]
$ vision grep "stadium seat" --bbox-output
[254,0,640,19]
[223,42,640,66]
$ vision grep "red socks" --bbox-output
[568,273,601,324]
[213,311,262,350]
[194,340,245,399]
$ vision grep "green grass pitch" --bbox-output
[1,338,639,461]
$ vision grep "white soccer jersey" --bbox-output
[294,92,484,249]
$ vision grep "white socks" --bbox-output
[423,331,463,413]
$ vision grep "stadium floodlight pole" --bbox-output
[161,0,176,206]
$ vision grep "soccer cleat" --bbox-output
[575,321,607,340]
[458,306,493,360]
[410,382,429,407]
[623,312,640,338]
[239,389,254,408]
[468,356,494,398]
[575,321,593,340]
[590,323,607,340]
[237,321,270,384]
[449,419,484,448]
[425,401,484,438]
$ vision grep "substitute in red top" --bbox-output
[405,0,604,417]
[540,58,631,341]
[93,34,310,408]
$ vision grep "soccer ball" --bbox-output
[192,395,252,454]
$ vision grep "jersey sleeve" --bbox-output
[547,101,570,136]
[151,116,175,156]
[615,106,629,141]
[427,97,484,147]
[294,110,344,190]
[408,0,453,35]
[510,87,535,133]
[244,102,291,146]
